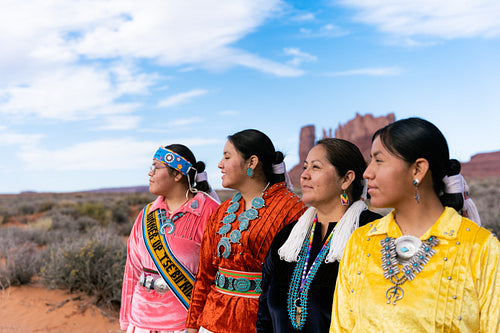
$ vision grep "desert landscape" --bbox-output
[1,115,499,332]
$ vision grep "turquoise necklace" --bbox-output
[287,216,334,329]
[158,209,184,235]
[216,183,269,258]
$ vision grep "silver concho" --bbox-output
[153,278,169,294]
[394,235,421,263]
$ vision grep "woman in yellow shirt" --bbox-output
[330,117,500,333]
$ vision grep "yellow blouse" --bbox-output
[330,207,500,333]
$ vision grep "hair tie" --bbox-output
[196,171,208,182]
[443,174,464,194]
[443,174,481,225]
[273,161,294,192]
[272,161,285,174]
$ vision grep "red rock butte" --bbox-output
[288,113,499,189]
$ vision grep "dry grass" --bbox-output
[0,181,498,313]
[468,177,500,237]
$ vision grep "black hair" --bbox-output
[316,138,366,202]
[372,117,463,211]
[164,144,209,192]
[228,129,285,185]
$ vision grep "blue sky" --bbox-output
[1,0,499,194]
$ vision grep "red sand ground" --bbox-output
[0,284,121,332]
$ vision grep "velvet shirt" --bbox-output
[330,207,500,333]
[257,209,382,333]
[186,182,307,333]
[120,193,219,331]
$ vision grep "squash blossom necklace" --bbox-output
[216,183,270,258]
[287,216,334,330]
[380,235,439,305]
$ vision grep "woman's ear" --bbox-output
[247,155,260,169]
[412,158,429,182]
[173,170,184,182]
[340,170,356,191]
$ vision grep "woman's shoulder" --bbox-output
[359,209,383,227]
[268,220,298,257]
[194,191,220,209]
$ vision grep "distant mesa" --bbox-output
[461,151,500,179]
[288,112,499,189]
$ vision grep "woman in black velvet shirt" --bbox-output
[256,138,382,332]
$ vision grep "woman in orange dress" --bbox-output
[185,129,306,333]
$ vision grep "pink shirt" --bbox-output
[120,192,219,331]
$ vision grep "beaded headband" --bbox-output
[153,147,192,176]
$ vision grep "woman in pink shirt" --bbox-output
[120,144,219,333]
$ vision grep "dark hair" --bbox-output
[372,117,462,211]
[316,138,366,202]
[228,129,285,185]
[164,144,209,192]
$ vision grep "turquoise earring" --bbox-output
[247,167,254,178]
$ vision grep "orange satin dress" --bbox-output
[186,182,306,333]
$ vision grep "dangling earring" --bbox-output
[413,179,420,204]
[247,167,254,178]
[340,190,349,206]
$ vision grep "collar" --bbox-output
[367,207,463,240]
[149,192,206,217]
[262,181,288,198]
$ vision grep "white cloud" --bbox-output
[169,117,204,127]
[0,65,152,121]
[96,115,142,130]
[158,89,208,108]
[326,66,403,76]
[0,128,44,146]
[291,13,316,22]
[339,0,500,39]
[0,0,298,76]
[17,136,223,171]
[218,110,239,116]
[228,48,305,77]
[299,23,349,38]
[284,48,318,66]
[18,138,157,171]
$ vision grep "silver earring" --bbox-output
[413,179,420,204]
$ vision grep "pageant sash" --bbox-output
[142,203,194,310]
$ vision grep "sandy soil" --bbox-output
[0,284,121,333]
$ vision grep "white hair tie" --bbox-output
[196,171,208,182]
[443,174,464,193]
[273,161,294,192]
[443,174,481,226]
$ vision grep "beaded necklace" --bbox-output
[287,216,334,329]
[380,235,438,305]
[216,183,269,259]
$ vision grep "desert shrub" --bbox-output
[0,243,43,288]
[38,200,55,212]
[40,229,127,310]
[76,202,111,225]
[110,200,130,224]
[0,226,46,248]
[124,192,155,206]
[468,177,500,238]
[48,211,100,233]
[0,227,44,288]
